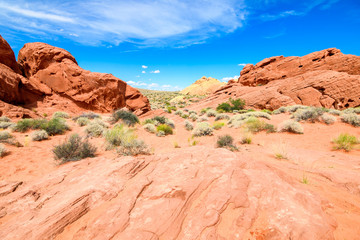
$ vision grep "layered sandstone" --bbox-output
[180,76,225,96]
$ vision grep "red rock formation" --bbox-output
[0,35,150,116]
[195,48,360,110]
[0,147,336,239]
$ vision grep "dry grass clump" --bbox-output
[143,123,156,133]
[192,122,213,137]
[206,109,217,117]
[341,113,360,127]
[215,113,230,121]
[52,111,70,119]
[292,107,324,122]
[0,143,7,157]
[320,113,336,125]
[197,116,209,122]
[272,141,289,159]
[31,130,49,141]
[189,113,198,121]
[85,121,106,137]
[76,117,91,126]
[212,121,225,130]
[243,117,275,133]
[278,120,304,134]
[332,133,358,152]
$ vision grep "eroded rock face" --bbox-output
[196,48,360,110]
[17,42,150,114]
[0,35,21,74]
[0,147,336,239]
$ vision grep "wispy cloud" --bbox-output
[127,81,180,91]
[142,65,148,69]
[238,63,248,67]
[141,71,146,74]
[0,0,246,47]
[221,75,239,82]
[151,70,160,74]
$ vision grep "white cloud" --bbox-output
[127,81,147,86]
[221,75,239,82]
[162,85,171,88]
[151,70,160,74]
[238,63,247,67]
[141,71,146,74]
[0,0,247,47]
[142,65,148,69]
[127,80,181,91]
[136,75,140,78]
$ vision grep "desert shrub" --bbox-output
[278,120,304,134]
[0,144,7,157]
[31,119,48,129]
[192,122,213,137]
[0,131,12,141]
[104,124,136,148]
[112,110,139,126]
[217,135,237,151]
[76,117,90,126]
[216,98,245,113]
[241,132,253,144]
[184,120,194,131]
[156,130,165,137]
[53,134,97,163]
[174,110,184,116]
[212,121,225,130]
[197,116,209,122]
[0,116,10,122]
[143,118,155,125]
[85,122,105,137]
[0,122,14,129]
[153,116,167,124]
[228,112,271,128]
[189,113,198,121]
[215,114,230,121]
[342,107,360,114]
[273,106,287,115]
[43,118,69,136]
[188,110,197,115]
[52,111,69,119]
[157,124,173,135]
[320,113,336,125]
[261,109,273,115]
[292,107,324,122]
[287,105,308,113]
[328,109,341,116]
[332,133,358,151]
[243,117,275,133]
[206,109,217,117]
[143,123,156,133]
[31,130,49,141]
[117,139,150,156]
[13,119,34,132]
[165,119,175,128]
[341,113,360,127]
[73,112,100,120]
[181,113,189,119]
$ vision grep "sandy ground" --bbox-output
[1,111,360,238]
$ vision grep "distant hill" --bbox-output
[180,76,226,96]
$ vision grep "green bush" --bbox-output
[212,121,225,130]
[192,122,213,137]
[333,133,358,151]
[53,134,97,163]
[153,116,167,124]
[13,119,34,132]
[112,110,139,126]
[157,124,173,135]
[43,118,69,136]
[341,113,360,127]
[216,98,246,113]
[292,107,324,122]
[217,135,236,150]
[31,130,49,141]
[278,120,304,134]
[104,124,136,148]
[243,117,275,133]
[216,103,232,112]
[52,111,69,119]
[85,122,105,137]
[117,139,150,156]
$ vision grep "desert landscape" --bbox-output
[0,1,360,239]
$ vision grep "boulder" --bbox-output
[0,147,336,239]
[0,35,21,74]
[17,42,150,114]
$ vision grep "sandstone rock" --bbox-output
[180,76,225,96]
[17,42,150,114]
[0,147,336,239]
[0,100,38,119]
[0,35,21,74]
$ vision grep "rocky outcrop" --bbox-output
[180,76,225,96]
[0,35,150,116]
[196,48,360,110]
[0,147,336,239]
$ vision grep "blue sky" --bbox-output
[0,0,359,91]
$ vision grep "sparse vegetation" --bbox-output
[320,113,336,125]
[53,134,97,163]
[52,111,69,119]
[216,98,246,113]
[42,118,69,136]
[192,122,213,137]
[0,116,10,122]
[278,120,304,134]
[85,121,105,137]
[73,112,100,120]
[206,109,217,117]
[0,144,7,157]
[272,141,289,159]
[197,116,209,122]
[215,113,230,121]
[292,107,324,122]
[76,117,91,126]
[143,123,156,133]
[301,174,309,184]
[332,133,358,151]
[241,132,253,144]
[157,124,173,135]
[341,113,360,127]
[212,121,225,130]
[217,135,238,151]
[0,131,12,141]
[243,117,275,133]
[31,130,49,141]
[112,110,139,126]
[184,120,194,131]
[189,113,198,121]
